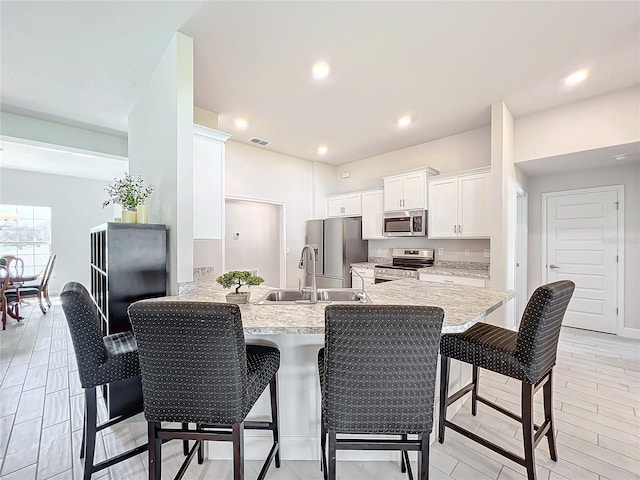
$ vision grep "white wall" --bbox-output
[0,169,112,295]
[490,102,517,329]
[327,127,490,193]
[515,86,640,162]
[225,141,314,288]
[527,162,640,331]
[225,200,281,287]
[128,32,194,294]
[0,112,128,157]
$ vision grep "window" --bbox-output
[0,204,52,276]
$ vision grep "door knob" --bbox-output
[549,264,560,269]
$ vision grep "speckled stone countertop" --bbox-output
[419,267,490,279]
[350,262,378,270]
[144,278,513,335]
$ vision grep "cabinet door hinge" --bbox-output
[616,307,619,315]
[615,201,619,210]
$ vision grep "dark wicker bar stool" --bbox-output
[438,280,575,480]
[128,301,281,480]
[318,304,445,480]
[60,282,147,480]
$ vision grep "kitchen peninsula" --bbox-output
[153,276,514,462]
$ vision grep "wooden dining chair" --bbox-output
[5,254,57,315]
[1,265,20,330]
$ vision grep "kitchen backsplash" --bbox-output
[368,238,490,264]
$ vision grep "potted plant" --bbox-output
[216,270,264,304]
[103,173,154,223]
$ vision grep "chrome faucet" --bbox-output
[298,244,318,304]
[350,267,367,302]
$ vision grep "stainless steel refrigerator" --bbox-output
[304,217,368,288]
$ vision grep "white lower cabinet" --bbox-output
[351,267,375,289]
[419,273,486,287]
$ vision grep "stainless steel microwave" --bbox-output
[383,210,427,237]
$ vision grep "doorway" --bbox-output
[224,198,284,288]
[542,186,624,334]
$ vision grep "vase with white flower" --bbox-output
[103,173,154,223]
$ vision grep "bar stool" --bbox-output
[60,282,147,480]
[318,304,445,480]
[438,280,575,480]
[127,300,281,480]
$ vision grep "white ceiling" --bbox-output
[1,1,639,167]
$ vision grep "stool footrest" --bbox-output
[444,419,525,467]
[91,443,148,473]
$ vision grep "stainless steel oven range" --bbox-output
[374,248,434,283]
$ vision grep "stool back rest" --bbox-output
[323,304,444,434]
[515,280,575,383]
[128,301,247,424]
[60,282,108,387]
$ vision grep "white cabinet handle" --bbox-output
[453,225,457,233]
[458,224,462,234]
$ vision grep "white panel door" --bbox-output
[546,190,618,333]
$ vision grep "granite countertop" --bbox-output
[350,262,378,270]
[146,278,513,335]
[419,267,490,279]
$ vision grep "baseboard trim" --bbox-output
[621,327,640,339]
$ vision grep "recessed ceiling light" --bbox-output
[234,118,248,129]
[317,146,328,155]
[614,153,630,161]
[564,69,588,86]
[397,116,412,128]
[312,61,331,80]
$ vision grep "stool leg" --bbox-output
[522,382,537,480]
[148,421,161,480]
[471,365,479,416]
[419,433,429,480]
[320,421,328,478]
[438,356,450,443]
[182,423,189,455]
[83,387,97,480]
[400,433,407,473]
[543,370,558,461]
[328,431,337,480]
[80,414,86,458]
[269,375,281,467]
[197,424,204,464]
[232,422,244,480]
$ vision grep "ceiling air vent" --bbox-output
[249,137,270,146]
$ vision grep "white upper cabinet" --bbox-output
[383,170,427,212]
[326,192,362,217]
[361,189,385,239]
[428,170,491,239]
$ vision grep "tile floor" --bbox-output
[0,300,639,479]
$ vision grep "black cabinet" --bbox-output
[89,222,167,418]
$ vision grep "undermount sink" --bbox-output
[255,288,369,305]
[260,290,312,302]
